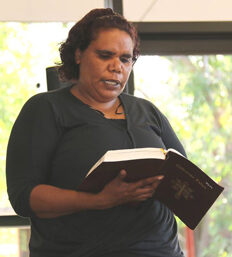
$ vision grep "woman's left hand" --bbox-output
[95,169,164,209]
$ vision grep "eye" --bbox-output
[96,51,112,60]
[120,56,132,64]
[98,53,111,60]
[101,53,111,59]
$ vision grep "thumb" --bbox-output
[117,169,127,180]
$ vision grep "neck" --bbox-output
[70,84,124,119]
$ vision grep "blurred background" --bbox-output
[0,1,232,256]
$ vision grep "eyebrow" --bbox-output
[95,50,133,59]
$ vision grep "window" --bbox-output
[0,22,74,257]
[133,54,232,256]
[130,22,232,256]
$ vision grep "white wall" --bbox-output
[124,0,232,21]
[0,0,232,22]
[0,0,104,22]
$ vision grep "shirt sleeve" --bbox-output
[6,93,62,217]
[137,96,187,157]
[159,112,187,157]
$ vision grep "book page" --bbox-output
[104,148,165,162]
[87,148,165,176]
[166,148,185,157]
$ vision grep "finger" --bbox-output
[147,175,164,183]
[142,175,164,186]
[134,175,164,189]
[115,169,127,181]
[136,192,154,201]
[133,186,155,196]
[151,180,162,189]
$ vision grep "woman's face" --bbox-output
[75,28,134,102]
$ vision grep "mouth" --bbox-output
[103,79,121,86]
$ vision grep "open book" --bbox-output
[78,148,224,229]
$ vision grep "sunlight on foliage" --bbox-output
[0,22,72,256]
[0,22,73,214]
[134,55,232,257]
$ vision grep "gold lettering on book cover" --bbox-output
[171,178,194,200]
[195,178,207,190]
[176,164,195,179]
[176,164,210,190]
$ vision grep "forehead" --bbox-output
[89,28,134,53]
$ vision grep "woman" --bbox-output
[6,8,185,257]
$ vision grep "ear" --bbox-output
[75,49,82,64]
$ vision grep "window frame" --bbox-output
[0,216,30,227]
[136,21,232,56]
[127,21,232,94]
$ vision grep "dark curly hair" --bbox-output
[58,8,140,81]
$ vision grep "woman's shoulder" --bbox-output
[121,92,148,104]
[16,86,72,123]
[121,93,170,129]
[23,86,71,109]
[27,86,70,102]
[120,92,162,113]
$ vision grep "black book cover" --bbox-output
[78,149,224,229]
[78,158,164,193]
[154,151,224,229]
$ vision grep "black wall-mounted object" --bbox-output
[46,66,72,91]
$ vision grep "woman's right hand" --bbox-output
[96,169,164,209]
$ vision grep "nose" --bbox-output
[108,58,122,73]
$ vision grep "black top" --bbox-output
[6,86,186,257]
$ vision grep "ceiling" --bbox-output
[1,0,232,22]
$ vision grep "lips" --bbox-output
[103,79,121,86]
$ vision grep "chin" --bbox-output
[101,88,123,99]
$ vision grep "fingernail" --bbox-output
[157,175,164,180]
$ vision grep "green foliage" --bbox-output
[0,22,71,215]
[135,55,232,256]
[173,56,232,256]
[170,55,232,256]
[0,21,73,256]
[0,23,36,213]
